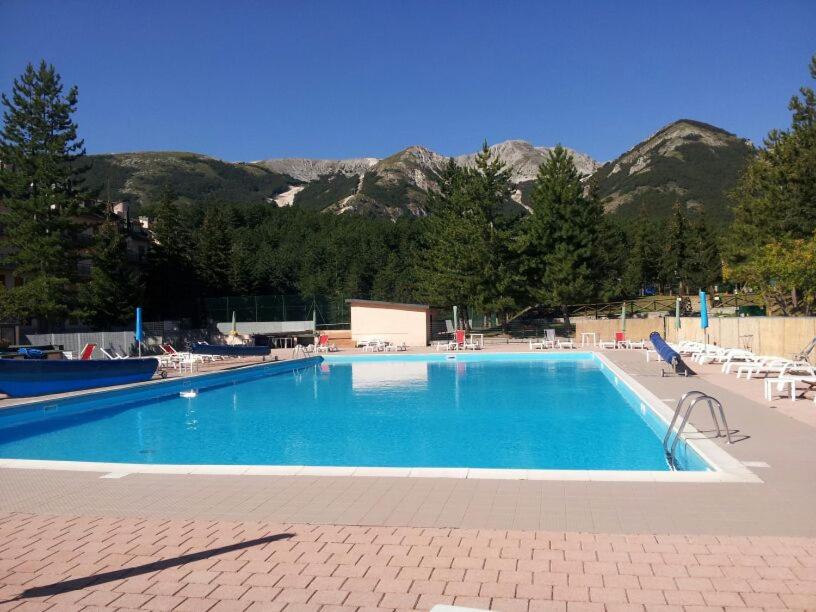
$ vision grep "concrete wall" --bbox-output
[215,320,314,335]
[575,316,816,360]
[350,303,429,346]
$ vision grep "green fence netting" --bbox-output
[203,295,350,328]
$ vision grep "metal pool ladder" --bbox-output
[292,344,309,359]
[662,390,732,468]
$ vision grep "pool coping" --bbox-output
[0,351,760,483]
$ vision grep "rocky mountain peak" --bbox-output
[455,140,601,183]
[255,156,377,181]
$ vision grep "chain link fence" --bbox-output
[203,295,349,328]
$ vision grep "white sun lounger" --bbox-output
[737,359,813,380]
[698,348,753,365]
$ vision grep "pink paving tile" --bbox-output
[111,592,153,608]
[739,592,787,608]
[589,586,628,603]
[379,592,419,608]
[240,585,283,602]
[700,590,746,607]
[273,587,314,604]
[781,592,816,608]
[517,583,554,600]
[332,563,368,578]
[444,581,482,597]
[397,566,433,581]
[452,595,492,608]
[487,558,521,572]
[480,581,517,598]
[343,590,384,607]
[409,579,446,595]
[275,573,313,589]
[342,576,380,592]
[209,584,250,600]
[604,605,646,612]
[499,570,534,584]
[209,599,253,612]
[553,586,590,602]
[416,593,454,608]
[663,590,705,606]
[243,573,282,588]
[567,574,604,588]
[177,581,218,598]
[141,594,187,610]
[491,596,531,612]
[365,565,401,580]
[76,590,122,607]
[174,597,219,611]
[374,578,412,594]
[528,601,567,612]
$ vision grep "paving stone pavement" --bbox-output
[1,512,816,612]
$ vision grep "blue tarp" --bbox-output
[17,347,45,360]
[0,357,159,397]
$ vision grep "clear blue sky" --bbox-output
[1,0,814,162]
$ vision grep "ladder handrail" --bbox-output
[664,391,733,469]
[662,391,707,451]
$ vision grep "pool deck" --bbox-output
[1,345,815,611]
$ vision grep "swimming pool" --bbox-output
[0,353,714,473]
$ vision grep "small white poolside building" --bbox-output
[346,299,431,347]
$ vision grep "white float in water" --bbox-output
[179,389,198,399]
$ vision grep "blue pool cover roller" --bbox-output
[649,332,690,376]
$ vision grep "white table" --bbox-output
[580,332,597,347]
[469,334,484,349]
[764,377,797,401]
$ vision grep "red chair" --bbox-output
[455,329,466,348]
[615,331,626,348]
[78,343,96,360]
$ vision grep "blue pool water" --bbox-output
[0,354,708,471]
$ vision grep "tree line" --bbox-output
[1,57,814,330]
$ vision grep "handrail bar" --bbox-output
[664,391,733,469]
[662,391,707,452]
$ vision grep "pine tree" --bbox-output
[0,61,89,325]
[417,158,479,310]
[520,145,603,325]
[144,185,199,319]
[77,213,143,327]
[685,219,721,292]
[621,205,660,296]
[195,207,231,295]
[660,203,691,295]
[468,142,519,316]
[418,146,518,323]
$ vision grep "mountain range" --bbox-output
[83,119,755,223]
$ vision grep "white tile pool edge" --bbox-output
[0,351,761,483]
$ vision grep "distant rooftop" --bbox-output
[345,299,429,310]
